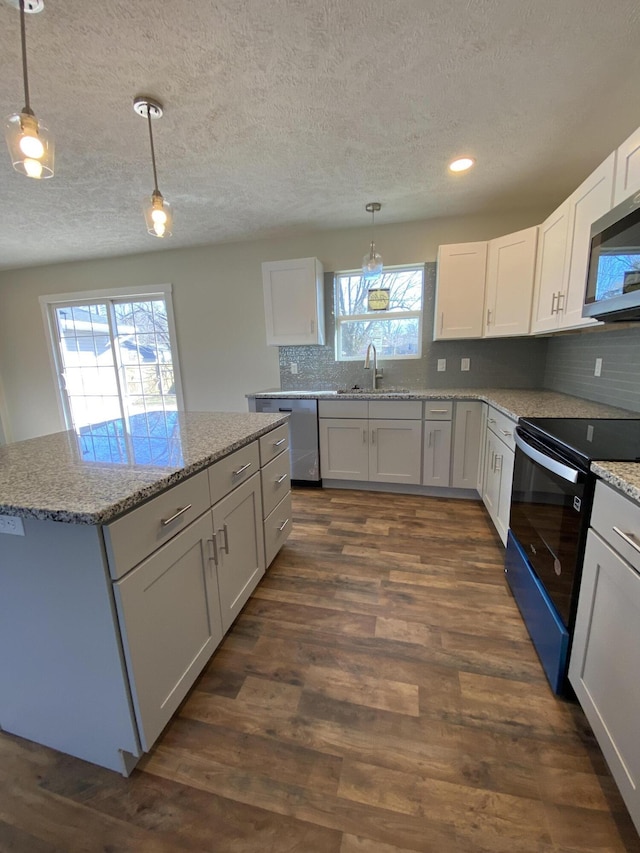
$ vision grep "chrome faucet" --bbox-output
[364,343,383,390]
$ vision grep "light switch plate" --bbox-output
[290,362,298,375]
[0,515,25,536]
[594,358,602,377]
[461,358,470,372]
[437,358,446,372]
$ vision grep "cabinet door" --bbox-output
[493,440,515,546]
[614,124,640,206]
[422,420,452,487]
[569,530,640,834]
[482,430,499,523]
[451,402,482,489]
[531,201,570,333]
[369,419,422,485]
[559,154,614,330]
[484,227,538,337]
[262,258,325,346]
[213,473,265,634]
[434,242,487,340]
[114,512,223,752]
[319,418,369,480]
[476,403,488,495]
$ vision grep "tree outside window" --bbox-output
[335,265,424,360]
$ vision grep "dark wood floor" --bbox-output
[1,488,639,852]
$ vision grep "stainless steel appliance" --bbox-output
[506,417,640,694]
[584,190,640,321]
[250,397,320,483]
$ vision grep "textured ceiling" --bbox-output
[2,0,640,270]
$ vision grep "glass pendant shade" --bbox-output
[144,190,172,238]
[5,110,54,179]
[362,241,383,280]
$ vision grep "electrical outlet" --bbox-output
[437,358,446,372]
[290,362,298,375]
[0,515,25,536]
[461,357,470,372]
[594,357,602,377]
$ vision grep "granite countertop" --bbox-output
[248,387,636,421]
[591,462,640,504]
[0,411,288,525]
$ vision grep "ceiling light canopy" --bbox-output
[362,202,383,280]
[4,0,54,179]
[134,96,173,239]
[448,157,475,173]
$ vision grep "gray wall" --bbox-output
[279,264,549,391]
[544,325,640,413]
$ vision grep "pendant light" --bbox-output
[5,0,54,179]
[362,202,383,280]
[134,96,173,238]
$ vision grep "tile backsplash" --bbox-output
[279,264,549,391]
[544,325,640,413]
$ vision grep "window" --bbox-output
[41,285,184,459]
[334,265,424,361]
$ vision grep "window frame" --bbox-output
[334,264,425,362]
[39,284,184,432]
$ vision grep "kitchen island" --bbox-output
[0,411,290,774]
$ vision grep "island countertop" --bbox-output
[0,411,288,525]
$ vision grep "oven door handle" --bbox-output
[514,432,580,484]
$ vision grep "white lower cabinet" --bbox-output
[370,419,422,484]
[481,407,516,545]
[319,417,369,480]
[114,511,223,751]
[212,473,265,633]
[423,420,452,486]
[452,401,483,490]
[569,482,640,835]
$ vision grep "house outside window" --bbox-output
[334,265,424,361]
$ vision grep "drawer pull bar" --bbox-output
[219,524,230,555]
[273,438,287,447]
[161,504,192,526]
[209,536,219,566]
[233,462,253,476]
[429,409,449,414]
[613,526,640,556]
[276,473,288,484]
[500,428,511,436]
[277,518,289,532]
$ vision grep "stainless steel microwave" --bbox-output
[584,190,640,321]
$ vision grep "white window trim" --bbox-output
[334,264,425,362]
[39,284,185,432]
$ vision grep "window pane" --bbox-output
[336,268,423,317]
[338,317,420,359]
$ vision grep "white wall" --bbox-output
[0,208,546,442]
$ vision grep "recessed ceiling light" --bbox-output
[448,157,475,173]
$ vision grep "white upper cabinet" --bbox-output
[484,226,538,337]
[262,257,325,346]
[531,154,614,334]
[434,242,487,340]
[613,125,640,206]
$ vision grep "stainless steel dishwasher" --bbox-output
[249,398,320,483]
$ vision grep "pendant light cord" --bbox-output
[19,0,33,114]
[146,106,160,193]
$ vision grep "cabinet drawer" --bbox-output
[423,400,453,420]
[208,442,260,506]
[259,423,290,466]
[486,407,516,452]
[261,451,291,518]
[318,400,368,418]
[368,400,422,420]
[104,471,210,580]
[591,481,640,573]
[264,492,292,567]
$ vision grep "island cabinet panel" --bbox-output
[0,518,140,774]
[264,491,293,567]
[261,449,291,518]
[113,511,223,751]
[208,442,260,505]
[104,470,210,580]
[259,422,290,466]
[212,473,265,632]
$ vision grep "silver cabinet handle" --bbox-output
[488,418,496,425]
[276,473,288,484]
[161,504,192,526]
[500,428,511,436]
[556,291,565,312]
[440,312,444,333]
[310,319,315,334]
[278,518,289,532]
[613,526,640,556]
[371,429,376,445]
[209,536,219,566]
[273,438,286,447]
[217,524,230,555]
[486,308,492,326]
[429,409,449,414]
[233,462,252,476]
[551,293,558,314]
[428,430,433,448]
[363,428,367,443]
[495,454,502,472]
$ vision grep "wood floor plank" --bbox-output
[1,487,638,852]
